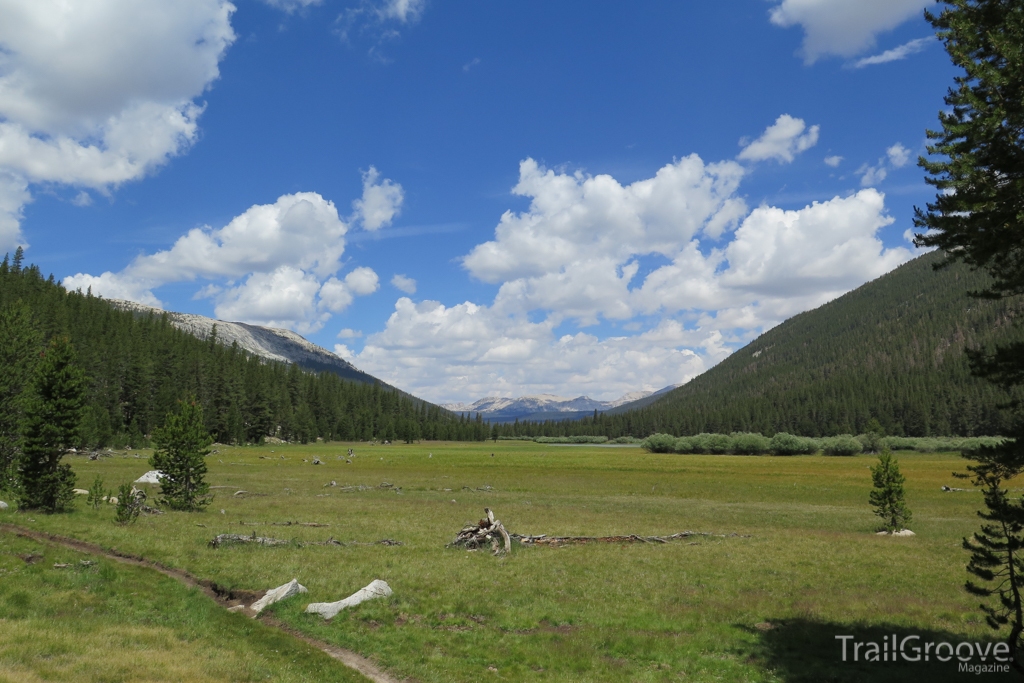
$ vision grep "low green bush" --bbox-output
[822,434,863,456]
[770,432,818,455]
[641,433,677,453]
[730,432,771,455]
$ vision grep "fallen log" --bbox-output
[448,508,511,555]
[512,531,745,546]
[305,579,393,620]
[209,533,290,548]
[449,509,749,554]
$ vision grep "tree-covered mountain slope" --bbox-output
[615,250,1024,437]
[0,255,487,447]
[108,299,389,389]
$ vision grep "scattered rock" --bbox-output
[876,529,916,536]
[53,563,70,569]
[226,605,246,613]
[72,488,89,495]
[134,470,165,485]
[941,485,969,492]
[754,622,775,631]
[107,496,118,505]
[305,579,393,620]
[250,578,308,615]
[80,560,95,567]
[0,501,8,510]
[312,457,321,465]
[234,490,248,496]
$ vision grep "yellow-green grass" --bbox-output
[0,441,1014,681]
[0,532,367,683]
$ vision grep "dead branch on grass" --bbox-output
[449,508,750,554]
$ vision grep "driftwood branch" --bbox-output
[450,509,749,554]
[209,533,290,548]
[448,507,512,555]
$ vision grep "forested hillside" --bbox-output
[494,251,1024,439]
[0,253,487,448]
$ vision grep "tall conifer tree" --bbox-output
[18,336,87,512]
[151,397,212,511]
[914,0,1024,670]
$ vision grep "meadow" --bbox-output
[0,441,1014,682]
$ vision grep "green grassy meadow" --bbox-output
[0,441,1015,681]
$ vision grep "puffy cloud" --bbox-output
[351,155,914,403]
[354,298,710,403]
[391,274,417,294]
[215,266,325,331]
[64,175,401,331]
[127,192,349,283]
[718,190,908,296]
[824,155,843,168]
[858,163,887,187]
[0,0,235,251]
[60,271,162,308]
[886,142,912,168]
[769,0,930,64]
[463,155,745,287]
[738,114,819,164]
[337,328,363,339]
[352,166,404,230]
[852,37,933,68]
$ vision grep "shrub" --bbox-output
[86,476,106,511]
[673,436,699,454]
[822,434,863,456]
[695,433,733,455]
[641,433,677,453]
[770,432,818,455]
[730,432,771,455]
[114,483,144,525]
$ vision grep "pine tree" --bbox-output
[913,1,1024,671]
[18,336,88,513]
[0,301,41,490]
[961,452,1024,674]
[151,397,212,511]
[869,449,912,532]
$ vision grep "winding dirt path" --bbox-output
[0,523,404,683]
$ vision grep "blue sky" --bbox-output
[2,0,952,404]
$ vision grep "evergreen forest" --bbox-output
[493,251,1024,439]
[0,253,489,449]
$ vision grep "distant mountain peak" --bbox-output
[442,385,678,421]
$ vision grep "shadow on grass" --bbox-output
[739,618,1016,682]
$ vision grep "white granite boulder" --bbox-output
[134,471,165,484]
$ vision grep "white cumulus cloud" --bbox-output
[352,166,404,230]
[350,155,913,403]
[887,142,912,168]
[64,171,402,332]
[824,155,843,168]
[0,0,236,252]
[769,0,930,64]
[738,114,819,164]
[391,274,417,294]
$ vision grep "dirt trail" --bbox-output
[0,523,404,683]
